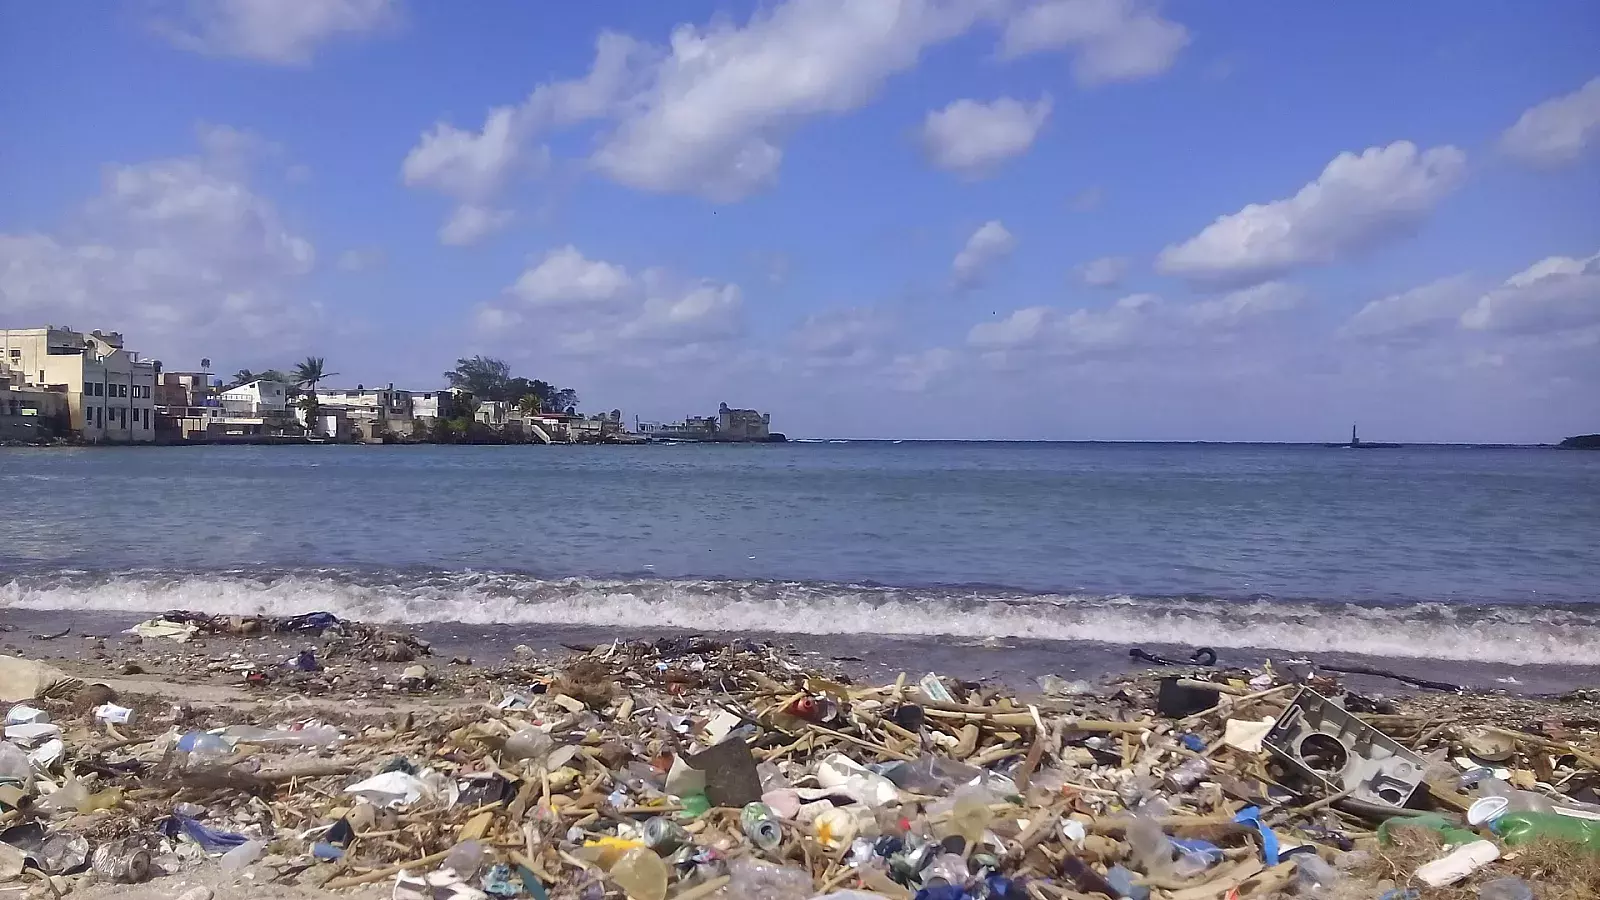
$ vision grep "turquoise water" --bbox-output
[2,442,1597,665]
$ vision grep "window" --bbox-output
[119,384,128,398]
[144,408,150,428]
[7,349,17,360]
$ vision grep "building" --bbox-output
[410,389,468,424]
[717,403,771,441]
[639,403,774,442]
[313,384,414,441]
[219,379,291,416]
[0,327,157,443]
[155,371,218,410]
[0,372,69,442]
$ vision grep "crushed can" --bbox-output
[91,841,152,884]
[740,801,783,850]
[642,816,689,854]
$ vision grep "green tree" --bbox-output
[516,394,542,417]
[298,394,323,436]
[229,369,256,388]
[444,356,512,401]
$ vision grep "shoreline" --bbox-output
[7,607,1595,697]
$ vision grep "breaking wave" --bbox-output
[1,569,1596,667]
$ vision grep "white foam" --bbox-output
[2,571,1596,667]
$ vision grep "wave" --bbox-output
[1,570,1595,667]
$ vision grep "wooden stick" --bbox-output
[323,849,451,889]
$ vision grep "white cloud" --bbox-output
[1077,255,1129,287]
[153,0,398,65]
[336,246,385,272]
[1462,251,1600,335]
[1341,274,1479,341]
[0,132,318,359]
[401,33,643,243]
[1184,281,1305,327]
[440,206,515,246]
[1157,141,1467,286]
[789,308,890,367]
[511,245,635,307]
[479,248,744,358]
[1000,0,1189,85]
[968,284,1301,361]
[591,0,990,200]
[1500,77,1600,167]
[952,220,1016,288]
[920,95,1051,176]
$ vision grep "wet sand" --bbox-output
[5,607,1593,698]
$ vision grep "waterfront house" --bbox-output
[0,326,156,443]
[313,384,414,441]
[0,372,69,441]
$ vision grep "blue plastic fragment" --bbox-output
[914,886,972,900]
[1233,805,1280,866]
[1179,734,1206,752]
[311,841,344,861]
[1169,837,1224,867]
[161,814,248,852]
[1378,890,1421,900]
[482,862,521,897]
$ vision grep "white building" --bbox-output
[219,379,290,416]
[0,327,156,443]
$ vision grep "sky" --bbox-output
[1,0,1597,441]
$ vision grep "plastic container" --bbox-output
[1414,840,1500,888]
[0,742,33,789]
[726,857,812,900]
[221,724,339,747]
[943,787,996,847]
[609,847,668,900]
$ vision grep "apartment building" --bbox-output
[0,327,157,443]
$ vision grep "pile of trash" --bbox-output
[0,633,1597,900]
[125,611,430,663]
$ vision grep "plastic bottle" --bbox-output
[1486,811,1600,849]
[1475,778,1555,814]
[1477,877,1533,900]
[504,727,554,763]
[943,787,996,847]
[609,847,669,900]
[1294,854,1341,895]
[1164,758,1210,792]
[218,840,266,876]
[726,857,812,900]
[177,731,231,768]
[786,696,839,724]
[0,742,33,790]
[1377,813,1478,847]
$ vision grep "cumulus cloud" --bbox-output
[1157,141,1467,286]
[886,347,957,391]
[401,33,643,243]
[999,0,1189,85]
[1500,77,1600,167]
[920,95,1051,176]
[478,247,744,360]
[152,0,399,65]
[1341,274,1479,341]
[1077,255,1129,287]
[0,131,318,359]
[968,284,1301,362]
[1461,250,1600,335]
[1183,281,1305,327]
[952,220,1016,288]
[510,245,634,307]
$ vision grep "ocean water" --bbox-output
[1,442,1597,668]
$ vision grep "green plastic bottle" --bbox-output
[1377,813,1478,847]
[1488,812,1600,851]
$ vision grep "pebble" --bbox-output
[175,888,213,900]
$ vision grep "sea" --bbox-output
[2,442,1597,691]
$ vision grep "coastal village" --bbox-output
[0,325,780,447]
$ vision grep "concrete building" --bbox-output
[0,327,156,443]
[219,379,291,416]
[0,373,69,441]
[313,384,414,441]
[411,389,468,424]
[717,403,771,441]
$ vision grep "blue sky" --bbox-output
[2,0,1597,441]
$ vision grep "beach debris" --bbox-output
[0,623,1591,899]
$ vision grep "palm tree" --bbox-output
[516,395,542,418]
[293,356,336,392]
[229,369,257,388]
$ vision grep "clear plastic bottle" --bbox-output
[1164,758,1210,792]
[218,840,265,877]
[609,847,668,900]
[1477,877,1533,900]
[504,727,554,763]
[726,857,812,900]
[442,839,484,878]
[0,742,34,790]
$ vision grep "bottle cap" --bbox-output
[1467,795,1509,825]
